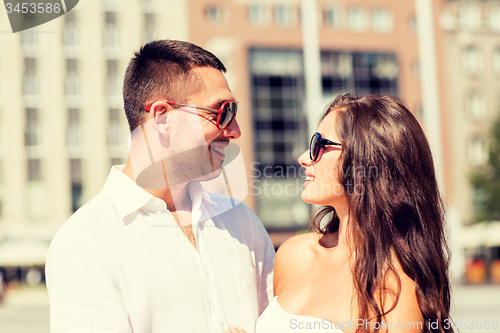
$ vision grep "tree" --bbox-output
[470,111,500,222]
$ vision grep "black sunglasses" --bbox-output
[144,100,238,130]
[309,132,342,162]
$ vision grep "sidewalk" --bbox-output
[2,285,49,308]
[0,285,49,333]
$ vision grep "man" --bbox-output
[46,40,275,333]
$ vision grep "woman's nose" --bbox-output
[298,150,312,167]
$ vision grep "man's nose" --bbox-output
[223,118,241,139]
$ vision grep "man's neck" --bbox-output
[122,159,192,213]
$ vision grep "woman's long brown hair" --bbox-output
[310,94,453,333]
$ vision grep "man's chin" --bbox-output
[198,167,223,182]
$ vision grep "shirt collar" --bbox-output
[103,165,157,219]
[187,181,218,225]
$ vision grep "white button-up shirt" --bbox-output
[46,166,275,333]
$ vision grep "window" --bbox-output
[489,5,500,32]
[321,52,352,97]
[142,0,157,12]
[70,159,83,212]
[102,0,119,10]
[25,108,40,156]
[321,51,399,97]
[27,159,41,181]
[21,30,37,51]
[104,12,119,54]
[372,8,393,33]
[409,15,417,32]
[459,3,481,30]
[250,49,309,230]
[468,135,488,165]
[67,108,83,157]
[206,5,223,23]
[494,47,500,76]
[274,5,292,27]
[106,60,121,98]
[65,59,80,104]
[65,59,79,92]
[348,7,369,32]
[416,105,423,120]
[23,58,38,98]
[462,46,483,76]
[412,61,420,78]
[371,54,399,79]
[143,13,156,43]
[63,11,79,52]
[248,4,267,26]
[108,108,125,157]
[324,6,341,29]
[111,158,124,167]
[440,9,458,31]
[70,158,82,184]
[465,92,486,120]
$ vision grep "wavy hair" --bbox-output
[310,94,453,333]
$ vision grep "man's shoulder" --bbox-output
[51,191,117,243]
[69,191,116,224]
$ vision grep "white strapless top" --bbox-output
[256,296,344,333]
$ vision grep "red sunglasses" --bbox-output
[144,100,238,130]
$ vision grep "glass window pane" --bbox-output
[249,5,266,26]
[489,5,500,32]
[493,47,500,76]
[459,3,481,30]
[274,5,292,26]
[468,136,488,165]
[465,92,486,120]
[206,5,223,22]
[462,46,483,75]
[324,6,341,29]
[348,7,368,32]
[372,8,393,33]
[28,159,41,181]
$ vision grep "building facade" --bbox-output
[439,0,500,225]
[188,0,423,233]
[0,0,189,243]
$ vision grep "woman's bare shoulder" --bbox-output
[276,232,319,262]
[273,232,320,294]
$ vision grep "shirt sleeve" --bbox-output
[45,225,133,333]
[248,209,276,316]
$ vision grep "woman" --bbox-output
[227,94,453,333]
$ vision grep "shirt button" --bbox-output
[204,269,210,277]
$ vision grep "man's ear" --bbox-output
[149,101,170,137]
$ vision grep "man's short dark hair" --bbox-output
[123,40,226,132]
